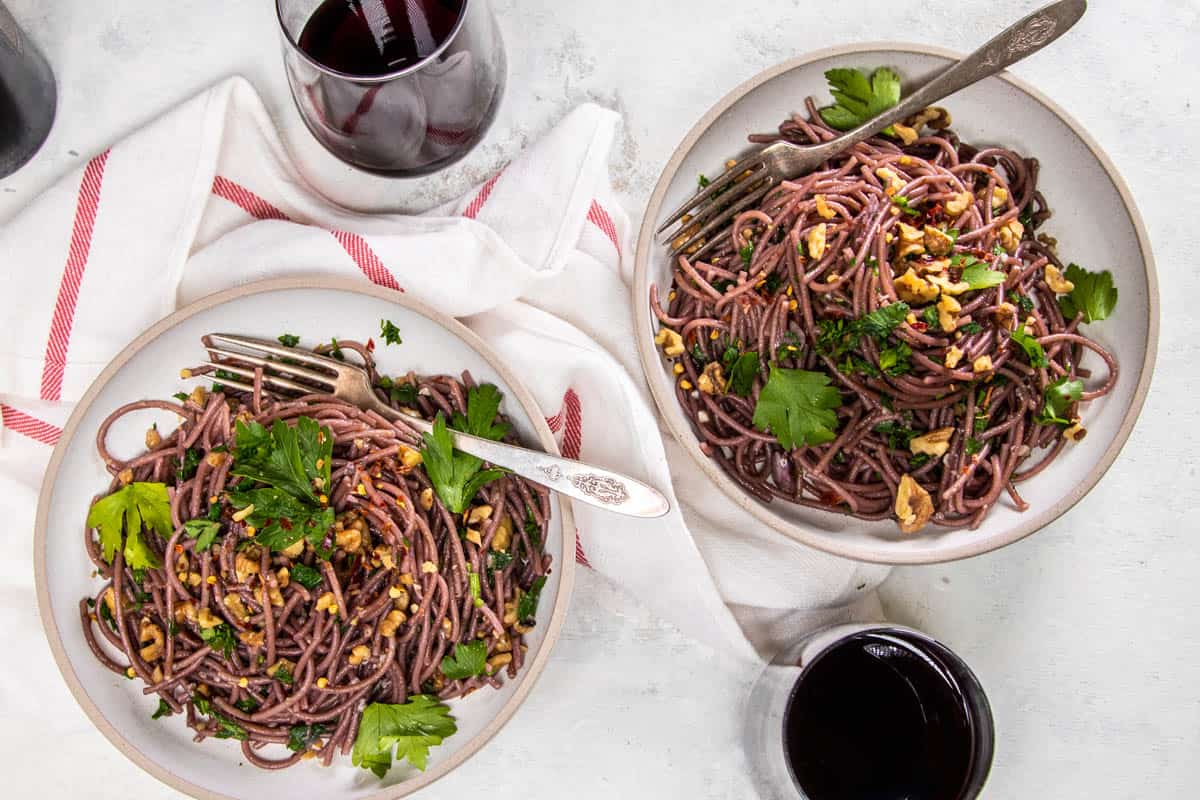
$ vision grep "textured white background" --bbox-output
[2,1,1198,798]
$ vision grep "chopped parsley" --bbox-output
[379,319,403,346]
[892,195,921,216]
[878,341,913,376]
[965,437,984,456]
[1009,329,1049,368]
[1007,290,1035,314]
[961,261,1007,290]
[960,321,983,335]
[228,416,335,556]
[921,305,940,331]
[287,723,327,753]
[856,302,911,340]
[740,243,754,267]
[200,623,237,658]
[440,640,487,680]
[698,174,711,188]
[466,566,483,609]
[193,695,248,741]
[277,333,301,347]
[487,549,514,574]
[727,351,760,397]
[233,697,260,713]
[289,562,324,590]
[874,420,916,450]
[183,519,222,553]
[175,448,201,480]
[517,576,548,626]
[151,699,173,720]
[1037,376,1084,427]
[775,331,804,362]
[376,375,420,407]
[523,508,542,551]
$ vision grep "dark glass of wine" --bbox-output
[0,3,56,179]
[745,625,994,800]
[276,0,505,177]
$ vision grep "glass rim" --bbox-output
[274,0,475,84]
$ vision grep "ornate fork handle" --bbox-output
[369,400,670,518]
[788,0,1087,169]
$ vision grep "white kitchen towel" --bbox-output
[0,77,887,662]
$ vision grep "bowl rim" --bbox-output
[32,276,576,800]
[632,41,1159,565]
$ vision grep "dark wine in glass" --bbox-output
[0,3,56,179]
[276,0,505,177]
[746,625,995,800]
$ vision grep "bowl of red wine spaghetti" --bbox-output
[634,44,1157,564]
[35,278,574,800]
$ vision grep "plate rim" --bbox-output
[632,41,1160,565]
[33,276,577,800]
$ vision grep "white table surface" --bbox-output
[3,1,1198,798]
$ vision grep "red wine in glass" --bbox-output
[276,0,505,177]
[745,625,994,800]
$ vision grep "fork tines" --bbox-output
[655,150,772,259]
[196,333,339,397]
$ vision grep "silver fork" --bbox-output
[657,0,1087,260]
[189,333,671,518]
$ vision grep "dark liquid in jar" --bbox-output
[783,631,978,799]
[297,0,464,76]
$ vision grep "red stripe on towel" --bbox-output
[586,200,619,251]
[1,404,62,445]
[40,150,111,401]
[463,171,503,219]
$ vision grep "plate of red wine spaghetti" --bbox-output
[35,278,574,800]
[635,44,1157,564]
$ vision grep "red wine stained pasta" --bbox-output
[651,95,1118,533]
[80,340,551,772]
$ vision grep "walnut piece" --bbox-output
[895,475,935,534]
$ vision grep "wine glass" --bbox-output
[275,0,506,177]
[0,2,56,179]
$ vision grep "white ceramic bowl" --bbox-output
[633,43,1158,564]
[34,278,574,799]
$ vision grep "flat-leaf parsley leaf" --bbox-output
[1058,264,1118,323]
[819,67,902,135]
[87,482,170,569]
[351,696,458,777]
[752,367,843,449]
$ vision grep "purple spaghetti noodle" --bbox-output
[80,342,551,768]
[651,99,1117,533]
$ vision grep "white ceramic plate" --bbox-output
[634,43,1158,564]
[34,278,574,800]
